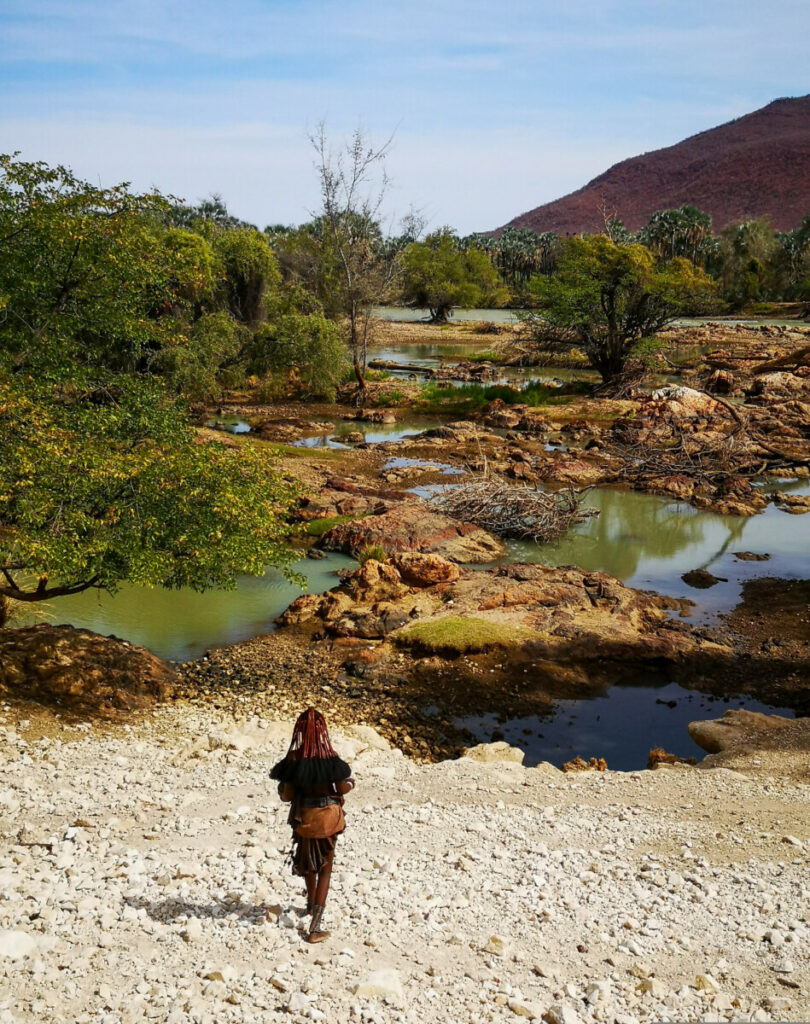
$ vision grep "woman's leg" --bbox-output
[308,842,336,942]
[314,847,334,907]
[304,870,316,911]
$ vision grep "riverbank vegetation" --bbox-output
[2,144,809,628]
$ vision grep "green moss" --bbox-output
[397,615,535,655]
[304,514,359,537]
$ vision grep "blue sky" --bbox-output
[1,0,808,232]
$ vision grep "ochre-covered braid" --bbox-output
[286,708,339,761]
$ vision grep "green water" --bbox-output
[18,481,809,663]
[502,482,810,624]
[17,553,356,663]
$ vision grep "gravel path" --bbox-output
[0,706,808,1024]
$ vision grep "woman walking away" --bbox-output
[270,708,354,943]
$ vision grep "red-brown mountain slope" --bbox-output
[498,96,810,236]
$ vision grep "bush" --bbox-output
[248,313,347,398]
[357,544,388,564]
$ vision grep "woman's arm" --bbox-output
[278,782,295,802]
[335,778,355,796]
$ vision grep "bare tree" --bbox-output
[310,124,398,398]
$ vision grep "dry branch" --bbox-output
[428,480,597,543]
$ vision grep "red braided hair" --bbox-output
[285,707,338,761]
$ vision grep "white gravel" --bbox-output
[0,707,808,1024]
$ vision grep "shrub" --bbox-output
[357,544,388,564]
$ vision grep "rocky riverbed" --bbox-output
[0,704,808,1024]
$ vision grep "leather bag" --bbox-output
[294,803,345,839]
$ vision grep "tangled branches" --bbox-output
[428,480,596,543]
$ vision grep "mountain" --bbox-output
[497,96,810,236]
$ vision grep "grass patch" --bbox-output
[358,544,389,564]
[304,514,361,537]
[397,615,536,656]
[417,380,592,415]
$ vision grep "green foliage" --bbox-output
[638,206,714,265]
[374,389,403,407]
[397,615,535,655]
[357,544,388,564]
[712,219,780,309]
[400,230,509,322]
[524,236,717,381]
[0,154,178,371]
[248,312,346,398]
[0,369,302,606]
[160,312,248,401]
[213,227,280,327]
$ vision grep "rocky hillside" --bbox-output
[498,96,810,235]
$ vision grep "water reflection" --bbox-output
[455,683,797,771]
[17,553,356,663]
[502,484,810,621]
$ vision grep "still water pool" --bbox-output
[454,684,797,771]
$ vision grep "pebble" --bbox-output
[0,703,807,1024]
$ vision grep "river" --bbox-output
[17,330,810,767]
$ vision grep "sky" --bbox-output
[1,0,808,234]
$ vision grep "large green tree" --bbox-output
[400,229,508,322]
[524,236,717,382]
[0,370,300,620]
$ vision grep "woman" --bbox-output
[270,708,354,943]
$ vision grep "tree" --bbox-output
[248,312,346,398]
[523,236,717,383]
[0,154,180,372]
[638,206,714,266]
[308,125,399,394]
[713,219,779,309]
[400,229,508,322]
[213,227,281,327]
[0,369,301,619]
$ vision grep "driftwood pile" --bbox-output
[428,480,596,543]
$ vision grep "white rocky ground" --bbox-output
[0,706,808,1024]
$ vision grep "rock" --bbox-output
[0,625,175,717]
[483,935,509,956]
[389,553,460,587]
[688,709,798,755]
[350,969,403,1000]
[0,930,39,959]
[543,1004,584,1024]
[695,974,720,993]
[681,568,727,589]
[318,503,504,563]
[181,919,203,943]
[770,491,810,514]
[509,998,542,1018]
[464,742,524,765]
[287,991,311,1013]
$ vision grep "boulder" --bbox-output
[390,552,460,587]
[318,503,504,563]
[0,625,175,717]
[463,741,525,764]
[688,709,798,755]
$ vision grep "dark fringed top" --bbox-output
[270,755,352,787]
